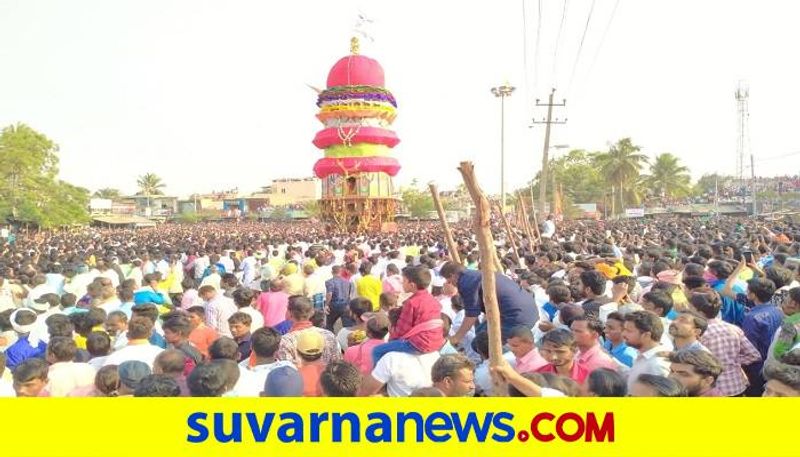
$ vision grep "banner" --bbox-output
[0,398,794,457]
[624,208,645,218]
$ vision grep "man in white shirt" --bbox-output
[623,311,671,392]
[45,337,96,397]
[219,251,235,274]
[360,350,441,397]
[542,215,556,239]
[26,274,57,309]
[194,253,210,282]
[104,316,164,369]
[200,285,237,338]
[237,327,296,397]
[241,252,258,286]
[233,288,264,331]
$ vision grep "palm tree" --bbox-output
[645,153,691,201]
[136,173,166,211]
[594,138,648,214]
[93,188,121,200]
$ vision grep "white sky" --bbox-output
[1,0,799,198]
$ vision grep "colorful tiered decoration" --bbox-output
[313,37,401,232]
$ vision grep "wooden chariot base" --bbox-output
[319,197,397,233]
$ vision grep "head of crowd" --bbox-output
[0,215,799,398]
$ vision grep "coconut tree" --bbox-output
[93,188,121,199]
[593,138,648,213]
[645,153,692,201]
[136,173,165,211]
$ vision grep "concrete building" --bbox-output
[251,178,321,206]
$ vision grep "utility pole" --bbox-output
[751,154,756,216]
[491,83,515,210]
[531,88,566,216]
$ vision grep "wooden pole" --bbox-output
[429,183,462,265]
[494,203,520,267]
[457,161,505,396]
[530,202,542,242]
[517,192,536,247]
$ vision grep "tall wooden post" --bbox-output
[429,183,462,265]
[495,203,520,267]
[458,161,505,396]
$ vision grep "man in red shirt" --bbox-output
[186,306,219,360]
[536,328,589,384]
[570,315,618,374]
[372,266,444,364]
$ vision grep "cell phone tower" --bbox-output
[735,81,750,185]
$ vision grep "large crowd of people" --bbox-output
[1,215,799,398]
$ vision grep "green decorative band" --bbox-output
[324,144,392,158]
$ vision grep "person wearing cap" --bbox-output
[296,330,326,396]
[276,296,340,366]
[335,297,373,353]
[117,360,152,397]
[344,313,390,376]
[262,365,304,397]
[4,308,47,371]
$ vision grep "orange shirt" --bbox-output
[189,324,219,359]
[298,361,325,397]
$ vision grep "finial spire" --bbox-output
[350,36,360,55]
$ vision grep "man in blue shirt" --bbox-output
[440,262,537,346]
[324,265,354,331]
[602,312,638,368]
[5,309,47,371]
[741,278,784,395]
[708,260,747,326]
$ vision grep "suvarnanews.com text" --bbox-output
[187,410,615,444]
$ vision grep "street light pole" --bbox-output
[491,83,515,210]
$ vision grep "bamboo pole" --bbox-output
[494,202,520,267]
[530,202,542,242]
[457,161,505,396]
[517,192,536,247]
[429,183,462,265]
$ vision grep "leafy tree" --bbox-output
[523,149,605,215]
[0,123,89,227]
[93,188,122,199]
[593,138,648,213]
[644,153,691,199]
[401,179,434,217]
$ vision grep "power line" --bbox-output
[533,0,542,99]
[522,0,532,118]
[551,0,569,86]
[567,0,597,92]
[584,0,621,87]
